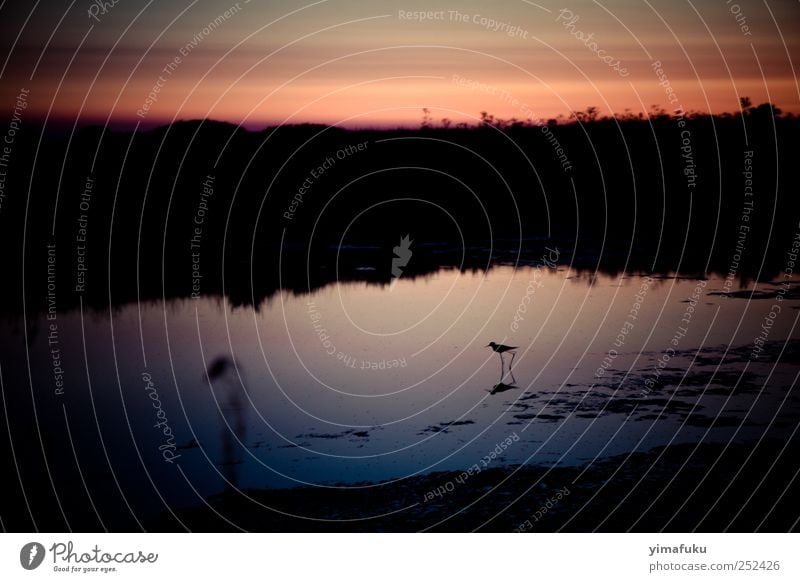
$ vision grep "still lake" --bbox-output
[8,265,799,520]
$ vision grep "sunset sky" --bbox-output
[1,0,798,128]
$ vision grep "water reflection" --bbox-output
[2,266,799,526]
[489,382,518,396]
[206,356,248,490]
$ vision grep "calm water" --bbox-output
[6,266,799,518]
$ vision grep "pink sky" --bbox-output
[2,0,798,128]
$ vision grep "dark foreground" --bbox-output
[149,440,800,532]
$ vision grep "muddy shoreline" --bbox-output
[149,440,800,532]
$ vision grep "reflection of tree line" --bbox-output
[3,103,797,314]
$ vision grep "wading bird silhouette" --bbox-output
[486,341,517,383]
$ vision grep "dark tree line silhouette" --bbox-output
[0,100,797,314]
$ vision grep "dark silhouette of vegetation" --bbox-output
[0,101,797,314]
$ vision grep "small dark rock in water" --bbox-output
[352,431,370,438]
[419,425,445,434]
[419,420,476,434]
[296,432,348,440]
[514,413,563,422]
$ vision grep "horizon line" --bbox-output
[24,99,793,134]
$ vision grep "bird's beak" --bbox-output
[485,344,491,347]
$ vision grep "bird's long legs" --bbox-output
[498,353,505,381]
[497,351,518,384]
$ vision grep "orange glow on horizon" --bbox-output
[2,0,798,128]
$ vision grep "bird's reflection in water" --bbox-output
[489,382,518,395]
[205,355,248,490]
